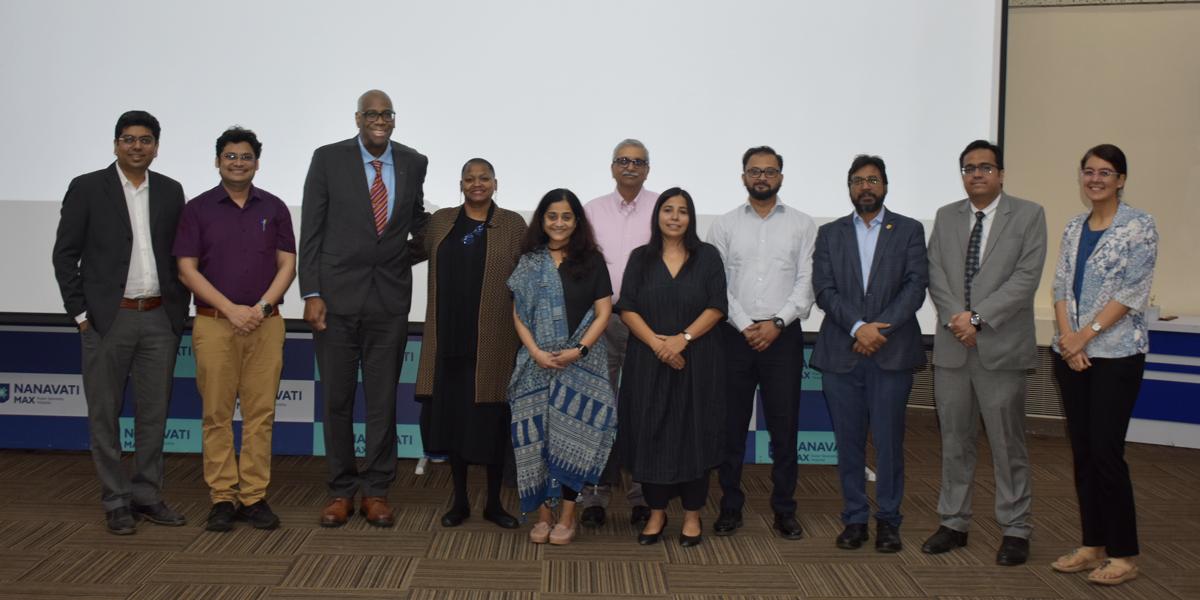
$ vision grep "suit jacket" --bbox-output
[414,205,526,403]
[810,209,928,374]
[298,137,430,316]
[51,163,189,336]
[927,193,1047,370]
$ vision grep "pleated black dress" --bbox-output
[615,243,728,484]
[421,211,510,465]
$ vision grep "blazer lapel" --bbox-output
[980,194,1011,265]
[841,217,865,297]
[105,164,134,237]
[346,139,377,230]
[865,211,896,294]
[385,143,408,233]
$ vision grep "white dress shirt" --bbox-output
[707,198,817,331]
[116,165,161,299]
[967,193,1001,256]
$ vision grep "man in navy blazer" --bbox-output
[52,110,190,535]
[299,89,430,527]
[810,155,928,553]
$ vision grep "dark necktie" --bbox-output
[964,210,985,309]
[370,160,388,236]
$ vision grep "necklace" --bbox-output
[461,202,496,245]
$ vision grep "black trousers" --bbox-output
[641,470,711,511]
[718,322,803,515]
[1053,352,1145,558]
[316,294,407,499]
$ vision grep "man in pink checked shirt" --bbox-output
[579,139,659,528]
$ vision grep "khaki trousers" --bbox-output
[193,314,285,505]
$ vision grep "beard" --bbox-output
[745,180,781,201]
[852,190,885,215]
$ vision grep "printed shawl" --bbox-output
[507,248,616,514]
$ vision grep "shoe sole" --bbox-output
[713,521,743,536]
[836,540,866,550]
[875,543,902,553]
[134,514,186,527]
[1089,566,1138,586]
[1051,558,1103,573]
[107,526,136,536]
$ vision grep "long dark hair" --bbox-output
[520,188,601,280]
[643,187,702,268]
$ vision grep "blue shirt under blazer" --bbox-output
[810,208,929,373]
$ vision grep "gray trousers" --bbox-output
[933,348,1033,539]
[80,308,180,511]
[579,314,645,509]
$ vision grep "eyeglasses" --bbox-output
[613,157,649,168]
[849,176,882,187]
[221,152,256,162]
[1081,168,1119,179]
[361,110,396,123]
[117,135,155,146]
[745,167,781,179]
[960,164,998,176]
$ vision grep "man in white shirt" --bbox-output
[52,110,191,535]
[708,146,817,540]
[579,139,657,527]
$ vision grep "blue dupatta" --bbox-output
[507,248,616,514]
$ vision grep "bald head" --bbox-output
[357,89,392,112]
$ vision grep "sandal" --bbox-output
[1088,559,1139,585]
[1051,547,1105,573]
[548,522,577,545]
[529,521,552,544]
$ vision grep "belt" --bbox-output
[119,296,162,311]
[196,305,280,319]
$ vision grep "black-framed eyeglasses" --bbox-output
[117,135,155,146]
[613,157,649,168]
[745,167,781,179]
[960,164,997,176]
[221,152,256,162]
[849,176,882,187]
[1081,168,1119,179]
[361,110,396,123]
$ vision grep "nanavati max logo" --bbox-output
[0,383,9,403]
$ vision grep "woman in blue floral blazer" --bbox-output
[1049,144,1157,586]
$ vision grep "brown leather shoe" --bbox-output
[320,497,353,528]
[360,496,395,528]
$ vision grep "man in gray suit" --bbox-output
[300,89,430,528]
[811,155,928,553]
[922,140,1046,566]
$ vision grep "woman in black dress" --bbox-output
[415,158,526,529]
[616,188,727,547]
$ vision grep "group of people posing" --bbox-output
[51,89,1156,587]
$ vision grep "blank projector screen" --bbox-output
[0,0,1003,319]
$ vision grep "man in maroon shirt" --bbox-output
[174,127,297,532]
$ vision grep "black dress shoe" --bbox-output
[875,521,902,553]
[638,515,668,545]
[132,501,186,526]
[440,506,470,527]
[773,513,804,540]
[237,500,281,530]
[996,535,1030,566]
[921,526,968,554]
[580,505,606,527]
[679,518,703,547]
[629,505,651,526]
[713,509,743,536]
[483,507,520,529]
[205,501,237,532]
[105,506,136,535]
[836,523,869,549]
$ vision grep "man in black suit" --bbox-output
[810,154,928,553]
[52,110,190,535]
[300,89,430,527]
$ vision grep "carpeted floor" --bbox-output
[0,409,1197,599]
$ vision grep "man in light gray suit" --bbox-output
[922,140,1046,566]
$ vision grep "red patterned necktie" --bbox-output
[370,160,388,236]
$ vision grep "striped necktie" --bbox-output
[370,160,388,236]
[964,210,985,309]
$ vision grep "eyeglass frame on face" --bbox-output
[849,176,883,187]
[360,110,396,123]
[745,167,781,179]
[960,163,998,176]
[220,152,257,162]
[612,157,649,168]
[117,135,156,147]
[1080,168,1120,179]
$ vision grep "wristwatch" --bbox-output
[260,302,274,318]
[682,331,693,342]
[1090,321,1103,333]
[771,317,786,330]
[575,343,589,357]
[969,312,982,330]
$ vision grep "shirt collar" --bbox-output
[214,183,262,205]
[971,193,1001,216]
[852,206,886,228]
[742,197,786,216]
[357,136,393,166]
[115,163,149,193]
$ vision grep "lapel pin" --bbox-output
[885,223,893,230]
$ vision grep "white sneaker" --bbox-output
[415,457,429,475]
